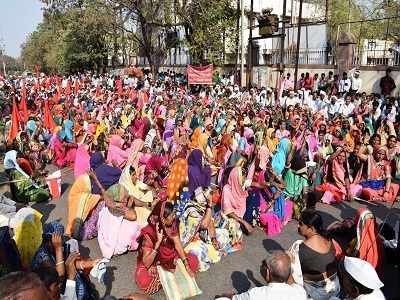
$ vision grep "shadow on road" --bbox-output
[262,239,284,252]
[32,202,56,223]
[103,266,116,297]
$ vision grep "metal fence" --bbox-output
[353,45,400,67]
[260,48,331,65]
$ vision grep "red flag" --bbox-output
[65,80,71,96]
[95,85,101,97]
[74,79,80,95]
[19,94,29,124]
[43,100,56,132]
[7,98,20,142]
[115,79,123,96]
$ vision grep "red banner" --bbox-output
[187,64,213,85]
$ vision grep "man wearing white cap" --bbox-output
[332,256,385,300]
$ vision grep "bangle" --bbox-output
[56,260,64,266]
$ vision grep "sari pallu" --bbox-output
[347,208,383,271]
[90,151,122,194]
[288,240,341,300]
[66,174,101,239]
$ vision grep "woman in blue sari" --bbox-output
[271,138,291,176]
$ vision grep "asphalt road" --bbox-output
[29,167,400,300]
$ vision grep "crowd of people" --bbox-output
[0,67,399,300]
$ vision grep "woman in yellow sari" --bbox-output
[265,128,278,154]
[119,164,156,226]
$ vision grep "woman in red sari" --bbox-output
[135,201,199,295]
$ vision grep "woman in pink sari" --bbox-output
[107,135,129,167]
[221,159,254,234]
[316,147,362,204]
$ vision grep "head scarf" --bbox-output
[59,119,74,143]
[271,138,290,176]
[74,144,90,178]
[4,150,30,178]
[90,151,122,194]
[107,135,128,167]
[187,149,211,195]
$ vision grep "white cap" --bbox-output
[343,256,384,290]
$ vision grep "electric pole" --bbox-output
[240,0,245,87]
[294,0,303,91]
[280,0,287,73]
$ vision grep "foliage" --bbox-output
[177,0,238,66]
[310,0,400,43]
[21,0,114,74]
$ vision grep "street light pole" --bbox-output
[240,0,245,87]
[293,0,303,91]
[280,0,287,73]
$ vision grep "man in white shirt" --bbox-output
[217,251,307,300]
[283,91,300,108]
[328,96,344,119]
[351,70,362,93]
[339,72,351,94]
[340,95,355,117]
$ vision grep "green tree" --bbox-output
[177,0,238,65]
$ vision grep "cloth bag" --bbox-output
[157,259,202,300]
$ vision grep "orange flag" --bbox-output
[19,94,29,124]
[7,98,20,142]
[43,100,56,132]
[65,80,71,96]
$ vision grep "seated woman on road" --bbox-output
[357,145,399,203]
[135,201,199,295]
[92,178,153,259]
[220,155,254,237]
[66,172,102,240]
[288,209,342,300]
[4,150,50,204]
[316,146,362,204]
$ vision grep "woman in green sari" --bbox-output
[4,150,50,203]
